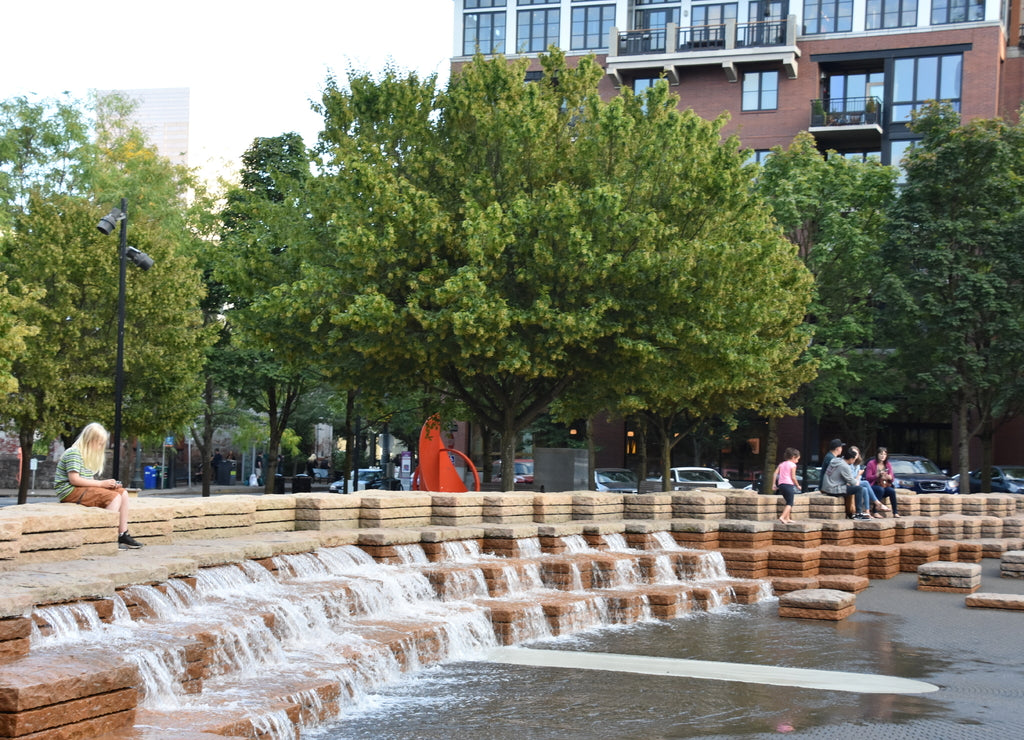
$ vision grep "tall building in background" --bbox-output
[116,87,190,166]
[452,0,1023,165]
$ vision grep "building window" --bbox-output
[865,0,917,29]
[742,70,779,110]
[465,0,506,7]
[571,5,615,50]
[891,54,962,121]
[931,0,984,24]
[635,3,680,29]
[747,149,773,165]
[826,70,884,115]
[517,0,556,4]
[517,8,560,52]
[464,11,507,55]
[803,0,853,33]
[692,3,738,26]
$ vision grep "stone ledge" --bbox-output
[965,592,1024,611]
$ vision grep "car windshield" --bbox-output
[999,466,1024,480]
[514,462,533,475]
[891,458,942,475]
[676,469,726,482]
[597,470,637,484]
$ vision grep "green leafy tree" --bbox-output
[281,53,812,490]
[0,275,39,394]
[884,104,1024,490]
[0,94,208,502]
[757,133,898,437]
[214,133,321,492]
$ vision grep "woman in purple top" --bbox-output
[865,447,899,517]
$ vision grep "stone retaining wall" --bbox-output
[0,491,1021,571]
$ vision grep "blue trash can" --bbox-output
[143,466,157,490]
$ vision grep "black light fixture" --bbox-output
[96,198,155,481]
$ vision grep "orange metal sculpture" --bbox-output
[412,415,480,492]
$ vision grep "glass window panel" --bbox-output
[464,12,507,55]
[893,57,914,103]
[915,56,938,101]
[940,55,962,99]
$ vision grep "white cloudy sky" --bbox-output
[2,0,454,181]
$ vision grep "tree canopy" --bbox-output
[266,52,813,489]
[0,94,209,501]
[757,133,898,438]
[884,104,1024,489]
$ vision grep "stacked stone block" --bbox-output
[190,496,257,539]
[818,545,869,577]
[724,493,778,521]
[805,494,845,520]
[852,520,896,546]
[671,492,727,520]
[482,493,534,524]
[251,494,298,533]
[0,653,139,738]
[572,493,625,521]
[533,493,573,523]
[819,520,855,546]
[766,546,820,578]
[670,520,719,550]
[0,616,30,663]
[294,493,361,531]
[718,548,769,579]
[717,521,774,549]
[773,522,823,548]
[623,493,672,520]
[1002,550,1024,578]
[899,542,942,572]
[360,493,432,528]
[917,561,982,593]
[778,588,856,621]
[430,494,484,526]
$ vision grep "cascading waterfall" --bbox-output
[23,538,772,738]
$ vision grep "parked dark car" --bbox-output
[963,465,1024,494]
[888,454,958,493]
[595,468,639,494]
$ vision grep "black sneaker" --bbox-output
[118,531,143,549]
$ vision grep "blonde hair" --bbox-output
[71,423,109,475]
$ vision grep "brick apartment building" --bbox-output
[449,0,1024,474]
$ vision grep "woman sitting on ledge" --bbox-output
[55,422,143,550]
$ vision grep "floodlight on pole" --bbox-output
[96,198,155,482]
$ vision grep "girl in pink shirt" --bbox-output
[772,447,801,524]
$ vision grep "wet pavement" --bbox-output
[320,558,1024,739]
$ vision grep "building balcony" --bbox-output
[606,18,799,85]
[808,97,884,146]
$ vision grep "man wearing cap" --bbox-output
[820,439,844,485]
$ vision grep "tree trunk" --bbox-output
[954,399,971,494]
[341,390,355,493]
[586,417,596,490]
[660,432,673,493]
[201,375,215,497]
[500,426,517,492]
[17,426,35,505]
[979,419,995,492]
[761,417,779,495]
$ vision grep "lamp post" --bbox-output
[97,198,154,481]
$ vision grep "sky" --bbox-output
[2,0,454,182]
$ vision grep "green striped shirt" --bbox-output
[54,448,95,501]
